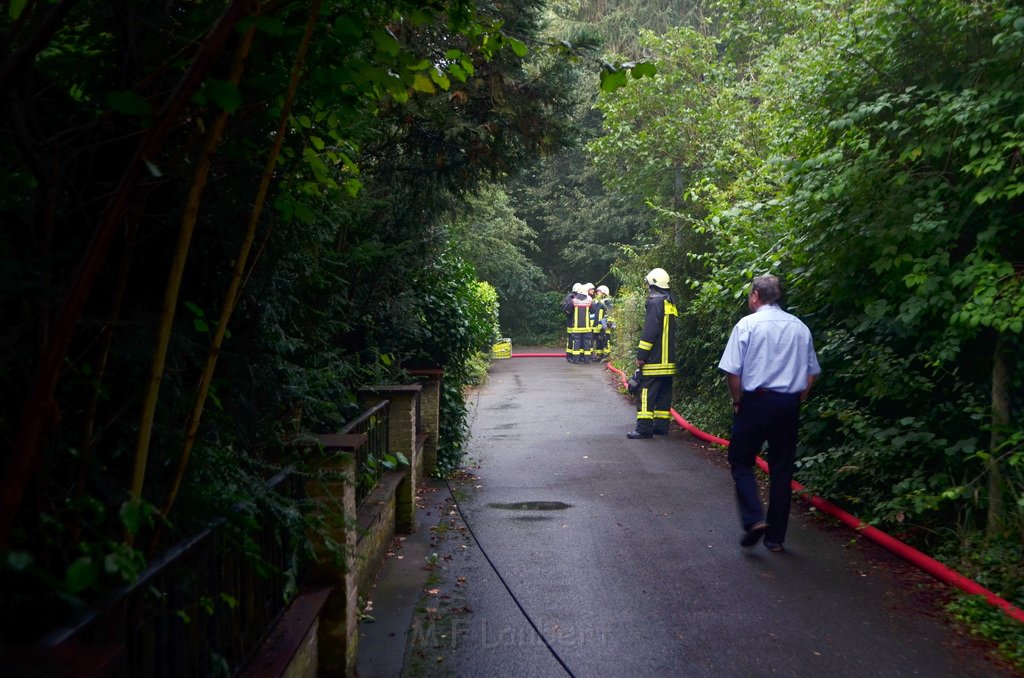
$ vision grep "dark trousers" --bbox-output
[570,332,592,362]
[635,375,672,434]
[727,391,800,544]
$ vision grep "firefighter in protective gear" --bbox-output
[583,283,598,361]
[627,268,678,438]
[570,283,595,363]
[592,285,613,361]
[562,284,581,361]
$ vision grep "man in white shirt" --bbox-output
[718,275,821,552]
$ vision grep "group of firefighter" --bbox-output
[561,282,613,363]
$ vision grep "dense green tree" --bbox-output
[594,0,1023,658]
[452,185,545,296]
[510,143,650,287]
[449,184,548,335]
[0,0,582,640]
[549,0,706,58]
[778,0,1024,534]
[488,2,678,328]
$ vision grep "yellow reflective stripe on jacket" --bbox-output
[640,299,677,376]
[660,301,677,364]
[638,340,653,351]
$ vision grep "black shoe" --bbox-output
[626,430,653,439]
[764,541,785,553]
[653,430,668,436]
[740,521,768,547]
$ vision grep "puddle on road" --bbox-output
[487,501,573,511]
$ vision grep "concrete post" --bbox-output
[406,368,443,477]
[358,385,421,533]
[300,438,363,677]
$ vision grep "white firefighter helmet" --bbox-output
[583,282,595,292]
[644,268,670,289]
[572,283,582,293]
[597,285,610,295]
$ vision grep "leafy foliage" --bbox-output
[401,249,501,475]
[593,0,1023,656]
[0,0,577,642]
[450,184,547,337]
[549,0,705,59]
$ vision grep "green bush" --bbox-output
[399,247,499,475]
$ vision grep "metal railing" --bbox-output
[35,399,394,673]
[40,471,306,677]
[340,399,390,505]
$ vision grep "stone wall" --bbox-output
[354,471,402,594]
[247,377,441,677]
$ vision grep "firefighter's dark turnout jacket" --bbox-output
[636,289,677,376]
[592,297,612,357]
[569,293,594,360]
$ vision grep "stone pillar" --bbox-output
[358,385,422,533]
[407,368,443,477]
[300,436,364,677]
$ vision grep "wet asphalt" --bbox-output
[358,352,1012,678]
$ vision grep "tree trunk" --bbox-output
[159,0,323,519]
[129,20,259,516]
[987,331,1009,538]
[0,0,257,549]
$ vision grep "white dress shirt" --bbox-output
[718,304,821,394]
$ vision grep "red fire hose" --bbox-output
[603,362,1024,624]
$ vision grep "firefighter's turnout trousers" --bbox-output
[635,376,673,435]
[562,292,575,361]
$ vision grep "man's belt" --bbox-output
[743,388,799,397]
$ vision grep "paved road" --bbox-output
[373,354,1012,677]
